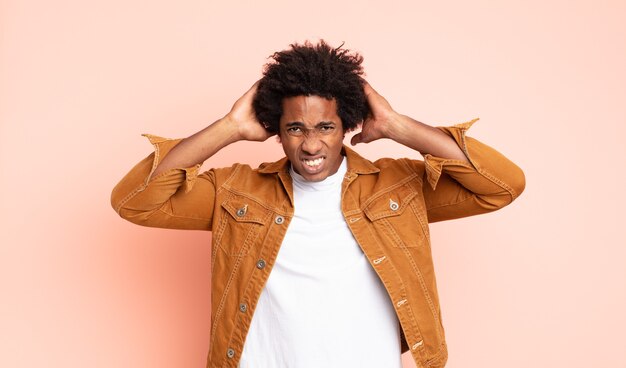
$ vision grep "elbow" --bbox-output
[110,185,165,227]
[110,186,123,215]
[110,185,150,224]
[116,207,156,225]
[110,181,134,216]
[476,164,526,211]
[508,163,526,202]
[496,164,527,209]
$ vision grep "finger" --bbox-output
[245,80,261,96]
[362,81,376,98]
[350,133,362,146]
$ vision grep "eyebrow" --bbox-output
[284,121,336,128]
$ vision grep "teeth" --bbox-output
[304,158,324,167]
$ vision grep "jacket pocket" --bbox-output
[214,193,271,256]
[363,182,430,248]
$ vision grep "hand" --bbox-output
[225,81,274,142]
[350,82,400,146]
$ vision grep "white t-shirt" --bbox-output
[238,157,401,368]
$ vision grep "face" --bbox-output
[279,95,345,182]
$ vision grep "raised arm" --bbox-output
[110,81,274,230]
[352,82,525,222]
[351,82,470,163]
[150,81,272,179]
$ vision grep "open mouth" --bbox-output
[301,157,325,173]
[304,158,324,167]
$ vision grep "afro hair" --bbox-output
[253,40,370,135]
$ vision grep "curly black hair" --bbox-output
[253,40,370,135]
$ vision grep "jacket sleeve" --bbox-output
[110,134,216,231]
[418,118,526,223]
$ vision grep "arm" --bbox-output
[351,83,470,163]
[110,81,273,230]
[150,81,272,179]
[351,82,525,222]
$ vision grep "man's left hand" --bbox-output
[350,82,400,146]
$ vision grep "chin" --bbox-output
[306,175,327,182]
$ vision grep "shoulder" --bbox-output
[368,156,427,179]
[208,161,284,193]
[343,145,425,177]
[207,162,274,181]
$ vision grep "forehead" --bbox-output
[280,95,340,125]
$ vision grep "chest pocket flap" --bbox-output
[363,182,429,248]
[221,196,269,225]
[216,195,271,256]
[363,182,418,220]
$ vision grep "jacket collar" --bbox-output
[258,144,380,175]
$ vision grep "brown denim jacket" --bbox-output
[110,118,525,368]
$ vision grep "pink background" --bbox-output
[2,1,625,367]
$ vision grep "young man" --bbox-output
[111,40,525,368]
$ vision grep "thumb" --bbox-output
[350,133,363,146]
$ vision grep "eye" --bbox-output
[319,125,334,133]
[287,127,303,135]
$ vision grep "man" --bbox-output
[111,40,525,368]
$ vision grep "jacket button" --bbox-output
[389,199,399,211]
[239,303,247,313]
[274,215,284,224]
[236,204,248,217]
[256,259,266,269]
[226,348,235,358]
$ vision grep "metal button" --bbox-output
[239,303,247,313]
[389,199,399,211]
[227,348,235,358]
[236,205,247,217]
[274,215,284,224]
[256,259,266,269]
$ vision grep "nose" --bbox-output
[301,134,323,155]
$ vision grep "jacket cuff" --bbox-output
[423,118,479,191]
[141,133,202,194]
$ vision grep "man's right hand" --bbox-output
[224,81,274,142]
[148,81,275,180]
